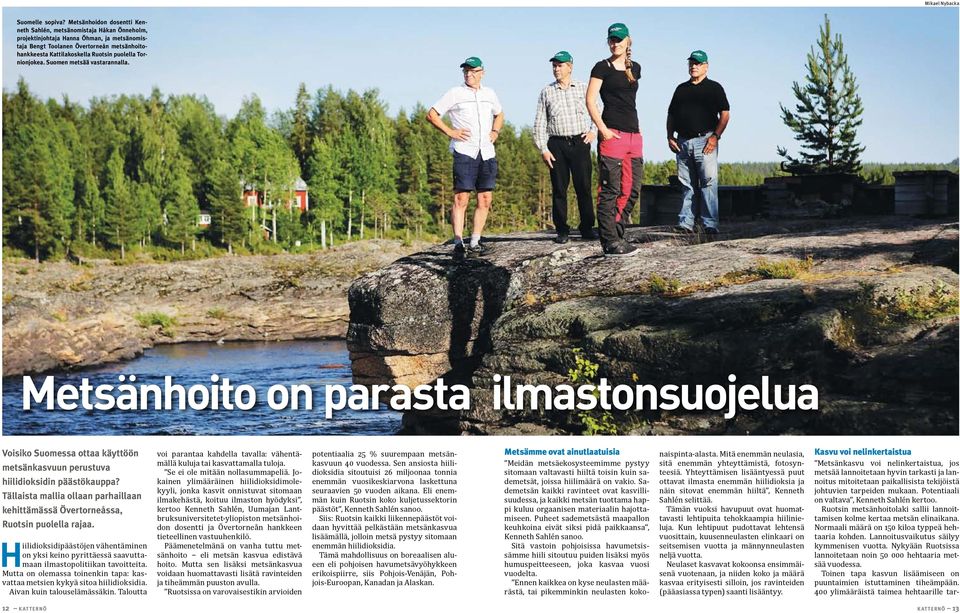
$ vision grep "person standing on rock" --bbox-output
[533,50,597,244]
[427,56,505,257]
[586,22,643,257]
[667,49,730,235]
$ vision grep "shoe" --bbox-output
[467,242,491,257]
[453,243,466,256]
[673,225,694,234]
[580,229,598,241]
[703,227,720,236]
[603,241,640,257]
[554,233,569,244]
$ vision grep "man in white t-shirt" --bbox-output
[426,56,505,257]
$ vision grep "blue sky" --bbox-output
[3,6,958,163]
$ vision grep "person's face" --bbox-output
[552,61,572,81]
[688,61,708,80]
[608,36,628,56]
[463,67,484,88]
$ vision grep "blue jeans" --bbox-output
[676,135,719,229]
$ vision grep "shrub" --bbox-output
[135,311,177,336]
[206,307,228,320]
[567,349,619,435]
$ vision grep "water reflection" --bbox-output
[2,340,401,436]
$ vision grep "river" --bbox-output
[2,340,402,435]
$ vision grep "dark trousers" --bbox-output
[547,136,594,235]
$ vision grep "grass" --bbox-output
[206,307,228,320]
[648,274,683,296]
[134,311,177,336]
[836,280,959,349]
[723,256,815,283]
[867,280,959,325]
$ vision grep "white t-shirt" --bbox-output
[431,84,503,160]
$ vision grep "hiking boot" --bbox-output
[554,233,569,244]
[703,226,720,236]
[603,241,639,257]
[467,242,491,258]
[580,228,599,241]
[453,243,466,257]
[673,224,695,234]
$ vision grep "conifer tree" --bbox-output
[102,149,136,258]
[778,14,865,174]
[208,160,248,254]
[165,162,200,253]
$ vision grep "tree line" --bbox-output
[3,79,955,262]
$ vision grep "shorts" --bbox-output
[453,151,498,192]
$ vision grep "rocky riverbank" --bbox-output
[347,218,959,435]
[2,240,424,376]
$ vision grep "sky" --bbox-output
[2,6,958,163]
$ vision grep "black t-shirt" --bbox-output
[590,60,642,133]
[668,78,730,138]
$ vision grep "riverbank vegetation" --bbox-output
[4,79,956,262]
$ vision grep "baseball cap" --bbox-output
[460,56,483,69]
[687,50,709,64]
[607,23,629,41]
[549,51,572,63]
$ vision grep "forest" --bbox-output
[3,79,956,262]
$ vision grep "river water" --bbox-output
[2,340,402,436]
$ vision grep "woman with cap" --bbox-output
[586,22,643,257]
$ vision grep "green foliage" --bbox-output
[163,161,200,252]
[648,274,682,296]
[2,79,74,261]
[208,160,249,252]
[866,281,959,325]
[566,349,619,435]
[726,256,815,282]
[11,77,949,263]
[206,307,228,319]
[752,256,814,279]
[102,148,136,258]
[134,311,177,335]
[567,348,599,383]
[838,281,959,349]
[778,14,865,174]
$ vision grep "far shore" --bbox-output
[2,240,426,377]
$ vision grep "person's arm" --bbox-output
[666,113,679,153]
[703,110,730,155]
[426,107,469,141]
[533,90,549,152]
[533,91,555,167]
[490,112,504,144]
[586,77,618,141]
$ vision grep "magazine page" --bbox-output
[2,5,958,613]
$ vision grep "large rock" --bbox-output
[347,219,959,435]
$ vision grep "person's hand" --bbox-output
[450,128,471,141]
[489,130,500,144]
[582,131,596,145]
[541,151,555,169]
[668,137,680,153]
[703,135,718,155]
[600,127,620,141]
